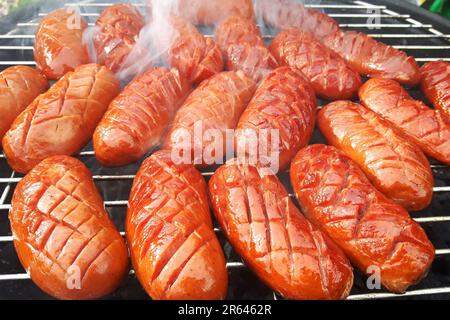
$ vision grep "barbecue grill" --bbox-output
[0,0,449,300]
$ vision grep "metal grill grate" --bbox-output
[0,0,449,300]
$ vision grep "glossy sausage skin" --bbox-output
[215,15,278,83]
[258,0,340,42]
[270,29,362,101]
[93,67,191,167]
[324,31,421,87]
[34,9,89,80]
[164,71,256,167]
[235,67,316,172]
[421,61,450,119]
[2,64,120,174]
[0,66,48,144]
[359,78,450,166]
[209,160,353,300]
[10,156,128,300]
[126,150,228,300]
[93,4,145,73]
[290,145,435,293]
[318,101,433,211]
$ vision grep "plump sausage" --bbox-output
[163,71,256,167]
[126,150,228,300]
[324,31,421,87]
[10,156,128,300]
[235,67,316,172]
[257,0,340,42]
[420,61,450,119]
[93,68,191,167]
[270,29,362,101]
[34,9,89,80]
[0,66,48,144]
[359,78,450,166]
[93,4,145,73]
[2,64,120,174]
[214,15,278,83]
[318,101,433,211]
[290,145,435,293]
[209,159,353,300]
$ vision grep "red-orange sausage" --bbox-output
[0,66,48,144]
[126,150,228,300]
[359,78,450,166]
[270,29,362,101]
[318,101,433,211]
[324,31,421,87]
[93,4,145,73]
[34,9,89,80]
[235,67,316,172]
[163,71,256,167]
[93,67,191,167]
[420,61,450,119]
[10,156,128,300]
[2,64,120,174]
[215,15,278,83]
[290,145,435,293]
[209,159,353,300]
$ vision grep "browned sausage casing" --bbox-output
[34,9,89,80]
[359,78,450,165]
[420,61,450,119]
[209,159,353,300]
[215,15,278,83]
[2,64,120,174]
[318,101,433,211]
[0,66,48,144]
[10,156,128,300]
[270,29,362,101]
[126,150,228,300]
[235,67,316,172]
[163,71,256,167]
[291,145,435,293]
[93,4,145,73]
[93,67,191,167]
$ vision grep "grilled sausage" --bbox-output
[270,29,362,101]
[420,61,450,119]
[126,150,228,300]
[34,9,89,80]
[235,67,316,172]
[257,0,340,42]
[10,156,128,300]
[215,15,278,83]
[163,71,256,167]
[324,31,421,87]
[93,68,191,167]
[2,64,120,174]
[291,145,435,293]
[209,159,353,300]
[0,66,48,144]
[359,78,450,166]
[93,4,145,73]
[318,101,433,211]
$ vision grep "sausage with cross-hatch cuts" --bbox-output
[10,156,128,300]
[209,159,353,300]
[235,67,316,172]
[359,78,450,166]
[0,66,48,145]
[34,9,90,80]
[270,29,362,101]
[2,64,120,174]
[318,101,433,211]
[126,150,228,300]
[420,61,450,119]
[290,144,435,293]
[93,67,191,167]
